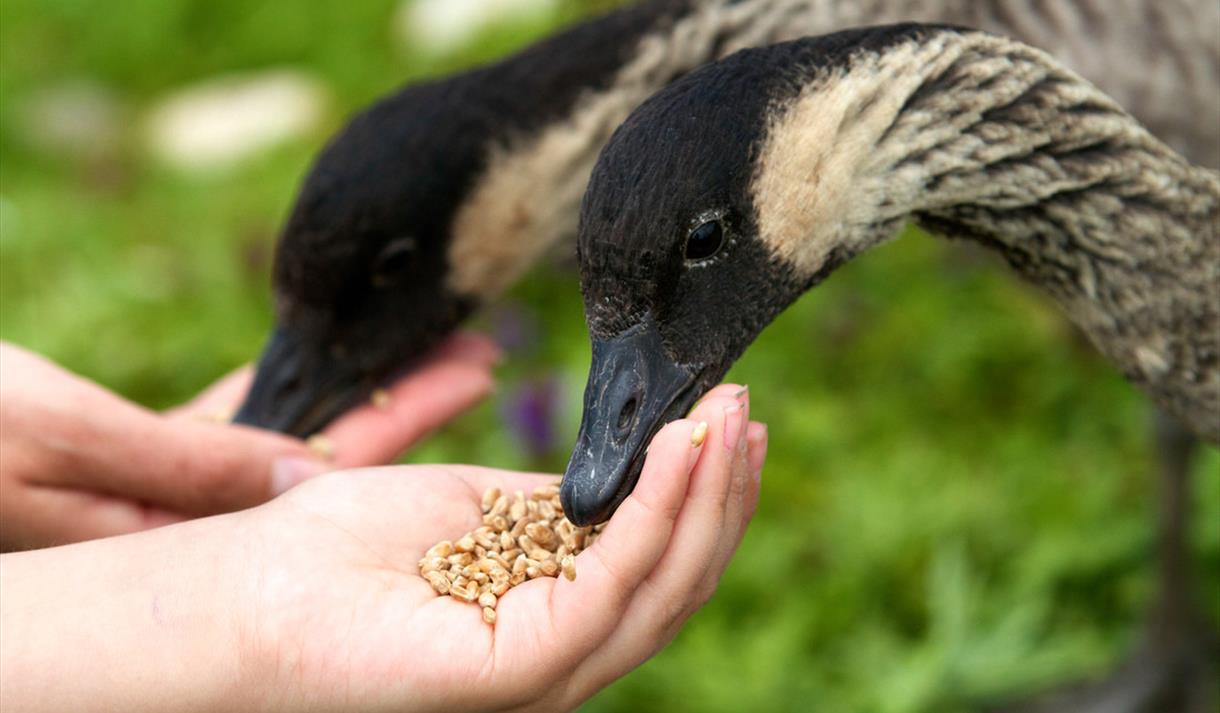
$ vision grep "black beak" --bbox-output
[561,318,700,526]
[232,326,371,437]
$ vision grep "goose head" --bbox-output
[562,43,826,525]
[560,27,938,524]
[232,0,695,436]
[233,81,486,436]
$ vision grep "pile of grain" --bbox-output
[418,482,606,624]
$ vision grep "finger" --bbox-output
[167,364,254,420]
[433,331,504,366]
[626,388,746,605]
[154,420,325,514]
[714,386,751,548]
[324,332,500,468]
[2,344,325,519]
[13,350,325,515]
[696,416,756,607]
[681,420,763,626]
[560,389,758,703]
[711,403,752,572]
[742,421,768,523]
[2,485,188,549]
[516,418,704,673]
[686,382,749,416]
[53,407,321,516]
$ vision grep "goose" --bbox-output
[560,22,1219,520]
[230,0,1220,436]
[559,23,1219,711]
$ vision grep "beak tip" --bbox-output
[230,402,261,428]
[236,326,367,438]
[231,380,306,435]
[560,475,605,527]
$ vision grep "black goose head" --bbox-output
[560,28,932,524]
[233,1,695,436]
[233,81,486,436]
[561,46,808,525]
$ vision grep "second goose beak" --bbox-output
[232,326,370,437]
[561,317,700,526]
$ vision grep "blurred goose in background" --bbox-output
[561,24,1218,712]
[231,0,1220,436]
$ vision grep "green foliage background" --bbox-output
[1,2,1216,710]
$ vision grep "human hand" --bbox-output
[237,384,766,711]
[0,334,499,550]
[0,384,765,712]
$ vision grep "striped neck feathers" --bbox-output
[445,0,1220,301]
[749,28,1220,438]
[444,0,970,298]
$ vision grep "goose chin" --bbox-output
[561,318,700,526]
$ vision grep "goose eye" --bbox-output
[371,237,416,287]
[684,220,724,261]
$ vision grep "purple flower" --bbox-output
[501,376,562,459]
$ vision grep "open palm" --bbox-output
[240,384,766,712]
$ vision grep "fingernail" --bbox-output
[734,385,749,401]
[272,457,328,496]
[723,404,744,451]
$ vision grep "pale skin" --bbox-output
[0,333,501,550]
[0,384,767,712]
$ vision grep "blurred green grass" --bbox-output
[1,2,1216,711]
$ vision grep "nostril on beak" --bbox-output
[615,395,638,439]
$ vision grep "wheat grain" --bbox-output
[418,481,605,625]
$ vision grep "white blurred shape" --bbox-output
[145,69,327,172]
[395,0,557,54]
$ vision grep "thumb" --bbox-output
[156,420,333,514]
[88,418,330,516]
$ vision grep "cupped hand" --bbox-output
[238,384,766,712]
[0,334,499,550]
